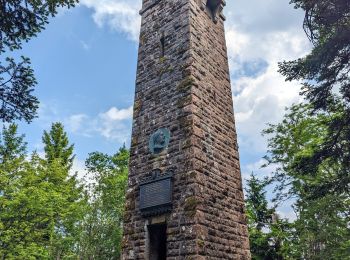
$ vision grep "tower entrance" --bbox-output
[148,224,167,260]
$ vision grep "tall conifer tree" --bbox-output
[245,174,294,260]
[42,122,75,170]
[41,122,85,258]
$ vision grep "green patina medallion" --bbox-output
[149,128,170,155]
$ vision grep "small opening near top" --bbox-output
[206,0,221,19]
[148,224,167,260]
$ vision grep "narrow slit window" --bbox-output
[148,224,167,260]
[160,34,165,57]
[206,0,221,20]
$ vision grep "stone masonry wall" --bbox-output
[186,0,250,258]
[122,0,250,259]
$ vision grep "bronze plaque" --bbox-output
[139,170,173,216]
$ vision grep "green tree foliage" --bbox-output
[78,147,129,260]
[246,174,274,231]
[281,0,349,109]
[263,104,350,259]
[45,159,86,259]
[42,122,75,170]
[41,122,85,259]
[0,57,37,123]
[1,156,52,259]
[0,124,26,163]
[295,194,350,259]
[272,2,350,255]
[0,123,86,259]
[0,123,130,259]
[0,0,78,123]
[278,0,350,198]
[0,125,51,259]
[245,173,294,260]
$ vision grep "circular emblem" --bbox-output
[149,128,170,154]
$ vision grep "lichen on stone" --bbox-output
[159,56,167,63]
[131,136,138,147]
[176,95,192,108]
[133,100,142,116]
[184,196,199,217]
[197,239,205,248]
[158,65,174,78]
[177,76,195,92]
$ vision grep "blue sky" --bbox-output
[17,6,137,157]
[9,0,311,219]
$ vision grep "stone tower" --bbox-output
[122,0,251,259]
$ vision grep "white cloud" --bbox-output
[224,1,311,154]
[242,159,276,181]
[65,106,133,143]
[96,106,133,141]
[66,114,89,132]
[101,106,133,121]
[70,158,88,181]
[233,65,303,152]
[80,0,141,41]
[36,103,133,144]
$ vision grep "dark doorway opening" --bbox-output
[148,224,167,260]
